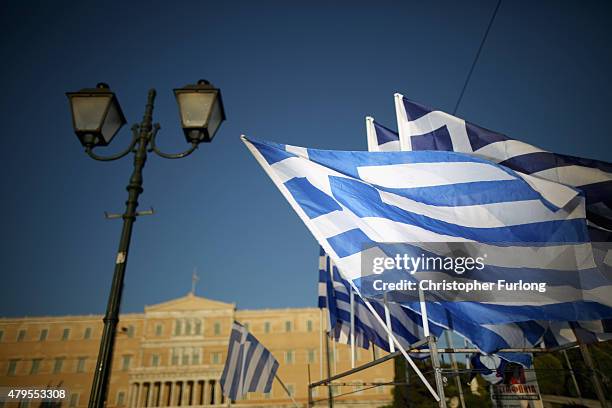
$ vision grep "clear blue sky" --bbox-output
[1,1,611,317]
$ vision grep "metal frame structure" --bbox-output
[308,334,609,408]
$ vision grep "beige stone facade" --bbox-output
[0,294,393,407]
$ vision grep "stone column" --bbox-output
[147,382,155,407]
[158,382,166,407]
[168,381,176,407]
[214,381,221,405]
[202,380,209,406]
[174,381,182,407]
[130,383,140,408]
[180,381,188,406]
[137,383,145,408]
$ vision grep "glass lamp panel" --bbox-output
[206,97,224,140]
[71,95,111,132]
[177,92,215,128]
[100,99,125,144]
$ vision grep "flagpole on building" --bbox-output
[274,375,299,408]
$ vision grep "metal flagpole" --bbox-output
[274,375,299,408]
[324,330,334,408]
[383,292,396,353]
[574,334,608,408]
[419,288,447,408]
[444,331,466,408]
[319,309,324,381]
[333,336,338,375]
[562,350,583,405]
[307,364,314,408]
[350,287,356,368]
[365,116,379,152]
[348,281,441,402]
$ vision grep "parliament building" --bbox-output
[0,293,393,407]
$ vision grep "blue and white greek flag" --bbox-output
[243,136,612,325]
[319,247,440,352]
[394,94,612,234]
[541,319,612,347]
[220,321,278,401]
[319,247,534,365]
[366,117,400,152]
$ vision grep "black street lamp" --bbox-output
[66,80,225,408]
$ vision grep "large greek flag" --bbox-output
[394,94,612,234]
[243,136,612,325]
[220,321,278,401]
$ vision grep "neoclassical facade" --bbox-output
[0,294,393,407]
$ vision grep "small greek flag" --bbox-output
[366,116,400,152]
[319,247,440,352]
[220,321,278,401]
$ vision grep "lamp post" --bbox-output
[66,80,225,408]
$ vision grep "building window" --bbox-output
[121,355,131,371]
[7,359,19,376]
[264,391,271,399]
[116,391,125,406]
[285,350,294,364]
[53,358,64,374]
[84,327,92,340]
[155,324,163,336]
[185,321,192,335]
[286,384,295,397]
[192,349,200,365]
[174,320,182,336]
[62,328,70,341]
[307,320,314,332]
[264,322,271,333]
[17,329,26,342]
[39,329,48,341]
[151,354,159,367]
[126,325,135,338]
[181,353,189,365]
[76,357,86,373]
[213,322,221,335]
[285,321,292,332]
[211,352,221,364]
[30,359,42,375]
[171,350,179,365]
[194,320,202,335]
[307,349,316,364]
[69,393,79,407]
